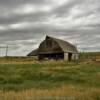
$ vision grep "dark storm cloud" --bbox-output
[0,0,100,56]
[0,9,50,25]
[0,0,48,7]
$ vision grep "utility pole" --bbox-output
[5,45,8,57]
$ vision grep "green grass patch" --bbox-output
[0,62,100,91]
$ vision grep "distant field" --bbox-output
[0,60,100,100]
[79,52,100,62]
[0,57,37,64]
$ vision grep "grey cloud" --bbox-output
[52,0,86,17]
[0,0,48,7]
[0,0,100,56]
[0,10,49,25]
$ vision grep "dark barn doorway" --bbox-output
[39,53,64,60]
[68,53,72,61]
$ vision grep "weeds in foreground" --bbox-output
[0,85,100,100]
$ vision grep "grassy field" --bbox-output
[0,59,100,100]
[79,52,100,62]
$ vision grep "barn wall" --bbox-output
[64,53,79,61]
[72,54,75,60]
[72,54,79,60]
[75,54,79,60]
[64,53,68,61]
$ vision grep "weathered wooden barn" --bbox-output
[27,36,79,61]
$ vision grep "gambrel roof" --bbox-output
[27,36,78,56]
[48,36,78,53]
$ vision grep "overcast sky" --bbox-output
[0,0,100,56]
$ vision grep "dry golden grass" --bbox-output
[0,85,100,100]
[0,57,38,64]
[0,57,67,65]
